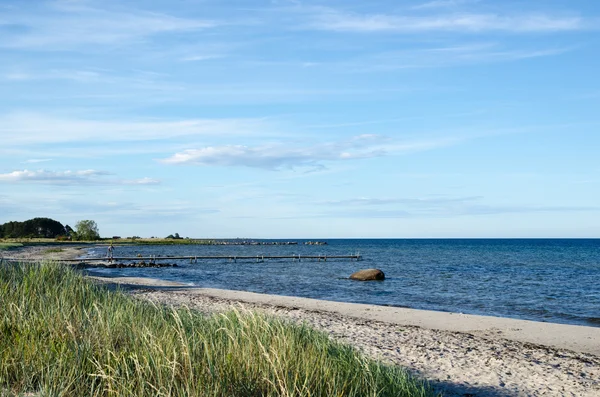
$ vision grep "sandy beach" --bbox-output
[0,244,90,262]
[4,245,600,396]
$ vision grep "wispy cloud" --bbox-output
[0,112,271,146]
[23,158,52,164]
[0,194,218,227]
[180,54,225,62]
[121,177,161,186]
[307,8,586,33]
[345,43,574,71]
[0,169,160,186]
[2,69,104,83]
[412,0,480,10]
[161,134,456,170]
[0,2,218,50]
[322,196,483,206]
[0,169,107,183]
[313,195,599,218]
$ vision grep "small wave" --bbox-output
[585,317,600,326]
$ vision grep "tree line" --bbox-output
[0,218,100,240]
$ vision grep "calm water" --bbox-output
[84,239,600,327]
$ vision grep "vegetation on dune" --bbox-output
[0,243,23,251]
[0,262,434,397]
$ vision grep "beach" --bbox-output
[4,245,600,396]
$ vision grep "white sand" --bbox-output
[6,246,600,396]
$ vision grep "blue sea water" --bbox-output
[84,239,600,327]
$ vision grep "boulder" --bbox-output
[349,269,385,281]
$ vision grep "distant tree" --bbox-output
[0,218,65,238]
[64,225,75,239]
[2,221,26,238]
[74,220,100,241]
[23,218,65,238]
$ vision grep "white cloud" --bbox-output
[345,43,573,71]
[161,134,456,170]
[323,196,483,206]
[23,158,53,164]
[0,169,108,184]
[0,2,218,50]
[412,0,480,10]
[121,177,161,185]
[313,195,600,218]
[0,113,270,146]
[2,69,104,83]
[0,169,160,186]
[180,54,225,62]
[307,8,585,33]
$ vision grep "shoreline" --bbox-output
[95,278,600,355]
[89,273,600,397]
[6,245,600,396]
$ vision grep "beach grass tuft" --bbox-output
[0,262,434,397]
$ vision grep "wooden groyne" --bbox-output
[2,254,362,264]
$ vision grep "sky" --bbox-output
[1,0,599,238]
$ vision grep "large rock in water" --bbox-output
[350,269,385,281]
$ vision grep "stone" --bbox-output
[349,268,385,281]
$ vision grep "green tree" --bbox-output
[64,225,75,239]
[74,220,100,241]
[1,221,26,238]
[0,218,66,239]
[24,218,65,238]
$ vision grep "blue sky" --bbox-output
[1,0,599,238]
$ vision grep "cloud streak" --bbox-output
[161,134,456,170]
[307,8,586,33]
[338,42,573,72]
[0,113,270,146]
[0,169,160,186]
[314,195,600,218]
[411,0,480,10]
[0,2,218,50]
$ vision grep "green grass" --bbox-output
[0,262,435,397]
[0,243,23,251]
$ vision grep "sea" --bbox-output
[83,239,600,328]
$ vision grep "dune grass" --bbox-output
[0,262,435,397]
[0,243,23,251]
